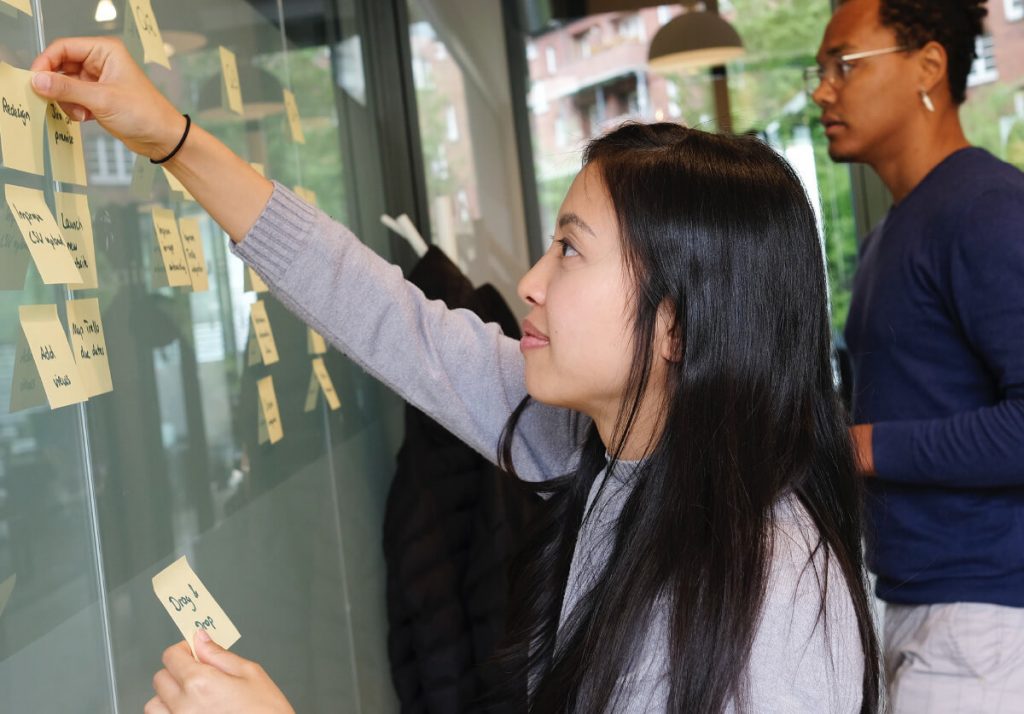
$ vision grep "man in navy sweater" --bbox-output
[812,0,1024,711]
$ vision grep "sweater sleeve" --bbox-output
[872,187,1024,488]
[230,181,580,482]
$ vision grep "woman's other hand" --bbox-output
[30,36,184,161]
[144,630,295,714]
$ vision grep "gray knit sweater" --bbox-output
[232,182,866,713]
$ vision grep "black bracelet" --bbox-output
[150,114,191,165]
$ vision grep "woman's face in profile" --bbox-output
[517,165,638,424]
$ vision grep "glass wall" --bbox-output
[0,1,404,711]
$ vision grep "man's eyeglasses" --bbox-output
[804,45,909,95]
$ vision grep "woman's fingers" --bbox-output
[29,36,115,75]
[193,629,252,678]
[143,695,172,714]
[152,668,183,706]
[32,71,108,118]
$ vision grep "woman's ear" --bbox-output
[656,301,683,363]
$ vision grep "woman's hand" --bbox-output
[30,36,184,161]
[144,630,295,714]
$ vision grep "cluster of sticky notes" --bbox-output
[304,357,341,412]
[283,89,305,144]
[152,556,240,658]
[150,208,209,291]
[257,375,283,444]
[125,0,170,69]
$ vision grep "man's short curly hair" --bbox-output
[872,0,989,105]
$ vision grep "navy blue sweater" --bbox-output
[845,147,1024,606]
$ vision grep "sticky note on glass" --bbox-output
[0,201,31,290]
[219,47,244,116]
[9,327,46,412]
[304,357,340,412]
[6,185,82,285]
[18,304,88,410]
[131,154,157,199]
[250,300,279,365]
[257,375,284,444]
[56,192,98,290]
[151,207,192,287]
[0,0,32,15]
[67,297,113,398]
[293,186,318,207]
[178,217,209,292]
[152,556,241,658]
[246,330,261,366]
[125,0,170,69]
[244,266,268,293]
[250,162,266,177]
[163,168,195,202]
[0,63,46,175]
[307,327,327,355]
[46,103,88,185]
[0,573,15,619]
[283,89,305,144]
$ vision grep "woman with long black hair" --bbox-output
[31,37,880,713]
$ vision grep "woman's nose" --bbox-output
[517,253,550,307]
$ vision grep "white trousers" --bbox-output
[884,602,1024,713]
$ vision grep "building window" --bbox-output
[1005,0,1024,22]
[526,41,538,61]
[573,29,592,59]
[445,104,459,142]
[615,13,644,41]
[967,34,998,86]
[545,45,558,73]
[656,5,673,25]
[87,134,133,185]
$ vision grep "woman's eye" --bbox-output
[556,238,579,258]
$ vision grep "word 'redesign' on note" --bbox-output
[5,184,81,284]
[55,192,98,290]
[283,89,305,144]
[0,63,45,175]
[46,103,88,185]
[219,47,244,116]
[257,375,284,444]
[66,297,113,398]
[17,304,88,410]
[125,0,170,69]
[304,357,341,412]
[249,300,279,365]
[152,556,241,659]
[151,207,192,287]
[178,217,209,292]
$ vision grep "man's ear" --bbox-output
[917,40,948,96]
[657,301,683,363]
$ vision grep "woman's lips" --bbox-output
[520,319,549,352]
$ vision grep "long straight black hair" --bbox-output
[489,122,880,712]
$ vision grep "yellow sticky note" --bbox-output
[0,0,32,15]
[257,375,283,444]
[246,330,261,366]
[303,367,319,412]
[178,217,209,292]
[244,266,268,293]
[163,168,195,202]
[283,89,305,144]
[257,405,269,444]
[126,0,170,69]
[312,357,341,410]
[0,63,46,175]
[0,573,15,619]
[18,304,88,410]
[131,154,157,199]
[6,185,81,285]
[0,201,31,290]
[250,300,279,365]
[66,297,113,398]
[250,163,266,177]
[307,327,327,355]
[8,328,46,412]
[46,103,88,185]
[152,556,241,658]
[219,47,244,116]
[56,192,98,290]
[151,207,192,287]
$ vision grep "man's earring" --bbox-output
[920,90,936,113]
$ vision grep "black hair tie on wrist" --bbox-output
[150,114,191,165]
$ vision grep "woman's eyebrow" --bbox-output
[558,212,596,238]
